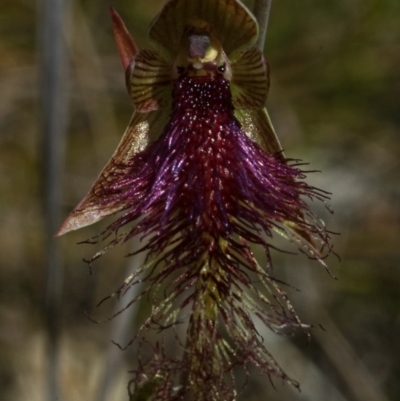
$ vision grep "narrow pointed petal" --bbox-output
[128,49,172,112]
[231,47,269,109]
[235,107,283,154]
[148,0,258,60]
[56,109,168,236]
[109,7,139,72]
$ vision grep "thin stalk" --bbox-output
[253,0,272,51]
[42,0,69,399]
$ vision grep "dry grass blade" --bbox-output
[253,0,272,51]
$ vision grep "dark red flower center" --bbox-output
[96,72,326,280]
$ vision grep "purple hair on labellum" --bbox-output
[86,72,331,277]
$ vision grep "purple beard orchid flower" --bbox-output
[58,0,334,399]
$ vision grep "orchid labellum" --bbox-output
[58,0,333,399]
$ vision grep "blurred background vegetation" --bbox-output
[0,0,399,400]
